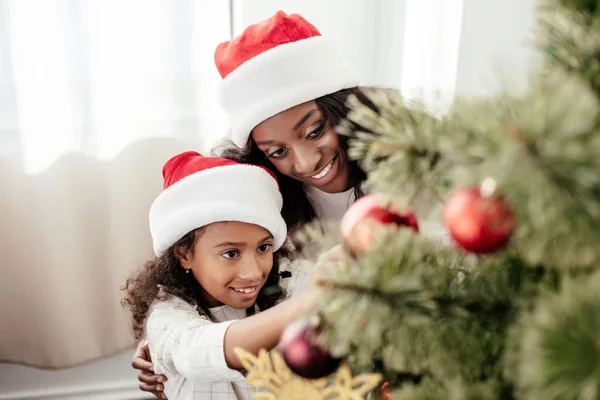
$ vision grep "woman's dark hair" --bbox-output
[217,86,380,233]
[122,228,290,340]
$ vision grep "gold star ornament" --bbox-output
[234,347,382,400]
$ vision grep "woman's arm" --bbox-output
[223,290,317,369]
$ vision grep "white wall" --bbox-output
[454,0,538,96]
[231,0,407,88]
[230,0,538,106]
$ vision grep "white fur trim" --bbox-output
[217,36,360,147]
[149,164,287,255]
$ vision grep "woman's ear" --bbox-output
[173,245,193,268]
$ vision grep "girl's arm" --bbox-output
[223,290,317,369]
[222,245,342,369]
[147,291,317,382]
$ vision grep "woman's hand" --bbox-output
[132,340,168,399]
[312,244,346,286]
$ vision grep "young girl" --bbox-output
[123,151,316,399]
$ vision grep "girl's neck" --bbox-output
[200,289,224,308]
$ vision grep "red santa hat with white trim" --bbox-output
[149,151,287,256]
[215,10,360,148]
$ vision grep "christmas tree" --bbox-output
[236,0,600,398]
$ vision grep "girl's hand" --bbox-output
[312,245,346,286]
[132,340,168,399]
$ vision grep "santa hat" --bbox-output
[149,151,287,256]
[215,10,360,148]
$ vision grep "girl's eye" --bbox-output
[221,250,240,259]
[257,244,272,253]
[268,147,288,159]
[306,122,325,139]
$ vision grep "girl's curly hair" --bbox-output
[122,227,291,340]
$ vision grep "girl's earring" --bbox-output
[186,269,191,274]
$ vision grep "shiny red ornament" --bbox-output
[340,195,419,256]
[443,187,514,254]
[379,381,393,399]
[279,320,341,379]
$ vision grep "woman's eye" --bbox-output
[257,244,272,253]
[306,122,325,139]
[222,250,240,259]
[268,148,287,159]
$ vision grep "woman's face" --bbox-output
[251,101,351,193]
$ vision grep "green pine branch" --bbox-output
[339,91,459,205]
[341,67,600,269]
[304,1,600,398]
[389,376,507,400]
[538,0,600,97]
[306,226,520,378]
[506,271,600,400]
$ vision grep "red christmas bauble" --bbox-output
[443,187,514,254]
[379,381,393,399]
[341,195,419,256]
[280,320,341,379]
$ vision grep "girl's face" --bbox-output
[176,221,274,309]
[252,101,351,193]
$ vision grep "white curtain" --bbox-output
[0,0,231,368]
[0,0,467,369]
[400,0,464,114]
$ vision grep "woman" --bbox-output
[133,10,388,397]
[214,10,381,232]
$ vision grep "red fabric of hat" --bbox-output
[215,11,321,79]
